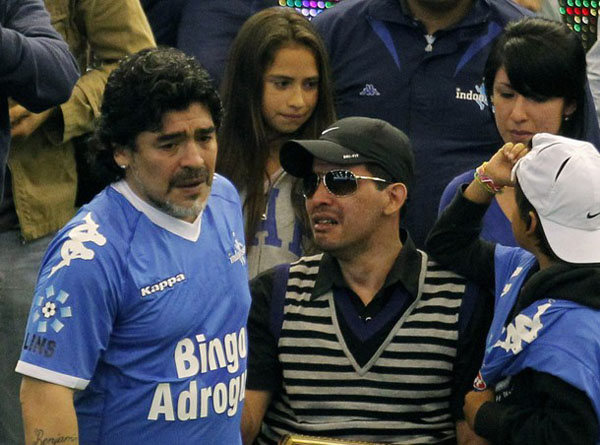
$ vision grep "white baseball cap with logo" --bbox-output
[511,133,600,264]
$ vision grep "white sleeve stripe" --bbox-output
[15,361,89,390]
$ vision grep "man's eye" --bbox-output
[273,80,290,88]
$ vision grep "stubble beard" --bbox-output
[131,166,211,222]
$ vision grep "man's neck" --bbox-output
[336,236,403,306]
[405,0,475,34]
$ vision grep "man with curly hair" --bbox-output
[16,47,251,445]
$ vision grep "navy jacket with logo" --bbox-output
[313,0,530,246]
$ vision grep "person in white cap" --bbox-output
[426,132,600,444]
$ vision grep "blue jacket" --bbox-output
[0,0,79,201]
[142,0,272,88]
[313,0,529,246]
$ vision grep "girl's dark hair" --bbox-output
[217,7,336,246]
[484,18,587,139]
[514,179,564,263]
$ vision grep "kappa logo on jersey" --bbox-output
[140,273,186,297]
[31,285,73,334]
[49,212,107,277]
[455,82,488,111]
[359,83,380,97]
[228,232,246,265]
[493,301,552,354]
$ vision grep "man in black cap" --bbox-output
[241,116,486,445]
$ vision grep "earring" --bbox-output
[119,164,127,169]
[564,115,571,122]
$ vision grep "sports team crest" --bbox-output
[32,285,73,333]
[229,232,246,265]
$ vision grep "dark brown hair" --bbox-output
[217,7,336,246]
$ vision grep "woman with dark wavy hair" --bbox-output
[217,7,336,278]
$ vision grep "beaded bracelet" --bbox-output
[474,162,503,194]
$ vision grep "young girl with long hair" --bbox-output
[217,7,336,278]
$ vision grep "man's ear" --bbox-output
[525,210,537,235]
[564,100,577,120]
[383,182,407,216]
[113,145,132,169]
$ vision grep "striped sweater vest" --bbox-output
[258,252,466,444]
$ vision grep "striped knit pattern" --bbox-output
[257,253,466,445]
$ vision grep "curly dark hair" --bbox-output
[92,47,223,185]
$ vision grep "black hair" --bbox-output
[484,18,587,139]
[366,163,410,218]
[514,179,564,263]
[92,47,223,186]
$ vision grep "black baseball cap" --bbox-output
[280,116,415,189]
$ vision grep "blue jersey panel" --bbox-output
[18,176,251,444]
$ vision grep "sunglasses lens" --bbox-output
[325,170,358,197]
[302,174,319,198]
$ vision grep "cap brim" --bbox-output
[280,139,359,178]
[539,215,600,264]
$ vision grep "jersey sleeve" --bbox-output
[16,211,123,390]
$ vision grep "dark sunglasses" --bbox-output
[302,169,390,198]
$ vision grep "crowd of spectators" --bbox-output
[3,1,600,444]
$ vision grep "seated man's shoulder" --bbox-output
[425,257,467,281]
[251,254,323,288]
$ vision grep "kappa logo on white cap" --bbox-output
[321,126,339,135]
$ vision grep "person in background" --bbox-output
[217,7,336,278]
[139,0,185,46]
[427,133,600,444]
[1,1,155,441]
[1,1,80,442]
[140,0,272,88]
[311,0,537,246]
[243,117,487,445]
[17,47,250,444]
[177,0,273,88]
[439,17,598,246]
[0,0,78,169]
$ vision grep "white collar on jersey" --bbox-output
[112,180,203,242]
